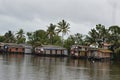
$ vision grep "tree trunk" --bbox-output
[62,33,64,47]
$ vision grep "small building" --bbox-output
[35,45,68,57]
[70,45,89,58]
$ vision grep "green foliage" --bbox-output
[114,47,120,60]
[1,21,120,60]
[74,33,85,45]
[86,24,109,44]
[4,30,16,43]
[64,35,75,51]
[115,47,120,55]
[52,35,61,45]
[86,24,111,47]
[0,35,5,42]
[56,20,70,47]
[27,30,48,47]
[85,24,120,60]
[57,20,70,35]
[47,23,56,44]
[16,29,26,44]
[34,29,48,44]
[109,26,120,44]
[26,29,62,48]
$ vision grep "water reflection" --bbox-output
[0,54,120,80]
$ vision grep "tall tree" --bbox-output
[96,24,109,42]
[64,33,85,52]
[74,33,84,45]
[34,30,48,45]
[108,26,120,59]
[85,24,109,47]
[56,20,70,47]
[27,32,35,46]
[16,29,26,44]
[85,28,98,44]
[109,25,120,43]
[64,35,75,53]
[0,35,5,42]
[4,30,16,43]
[47,23,56,44]
[27,30,48,47]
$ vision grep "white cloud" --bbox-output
[0,0,120,36]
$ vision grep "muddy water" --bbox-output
[0,54,120,80]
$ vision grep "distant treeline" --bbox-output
[0,20,120,59]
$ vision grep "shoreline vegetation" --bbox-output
[0,20,120,60]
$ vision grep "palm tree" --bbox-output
[96,24,109,42]
[56,20,70,47]
[85,24,110,47]
[47,23,56,44]
[34,29,48,45]
[108,26,120,60]
[16,29,26,43]
[74,33,84,45]
[86,28,98,44]
[4,30,16,43]
[27,30,48,47]
[27,32,35,47]
[109,26,120,44]
[0,35,5,42]
[109,26,120,54]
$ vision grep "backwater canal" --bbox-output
[0,54,120,80]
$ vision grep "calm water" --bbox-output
[0,54,120,80]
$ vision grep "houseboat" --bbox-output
[20,44,33,54]
[87,47,98,60]
[0,43,25,53]
[24,45,32,54]
[7,43,24,53]
[88,43,113,60]
[35,45,68,57]
[70,45,89,59]
[0,43,5,53]
[97,49,112,59]
[87,44,98,60]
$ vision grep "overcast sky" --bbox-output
[0,0,120,36]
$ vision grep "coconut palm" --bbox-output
[27,32,35,47]
[74,33,84,45]
[47,23,56,44]
[85,24,109,47]
[86,28,98,44]
[4,30,16,43]
[0,35,5,42]
[108,26,120,60]
[109,26,120,38]
[56,20,70,47]
[96,24,109,42]
[16,29,26,43]
[34,29,48,45]
[27,30,48,47]
[109,26,120,46]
